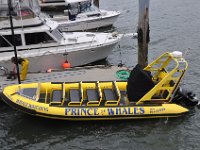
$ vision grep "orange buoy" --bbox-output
[62,61,71,69]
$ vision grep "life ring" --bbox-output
[116,70,130,80]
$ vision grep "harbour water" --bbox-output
[1,0,200,149]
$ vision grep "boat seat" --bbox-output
[50,90,62,105]
[127,64,155,102]
[87,89,99,101]
[69,89,80,102]
[103,89,117,100]
[68,89,82,106]
[86,89,100,106]
[20,88,37,100]
[104,82,120,106]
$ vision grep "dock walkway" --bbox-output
[0,65,129,92]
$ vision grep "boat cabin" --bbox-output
[0,0,40,18]
[40,0,100,21]
[66,0,100,20]
[0,6,35,19]
[0,24,61,51]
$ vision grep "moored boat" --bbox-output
[39,0,120,31]
[0,0,122,73]
[1,52,198,120]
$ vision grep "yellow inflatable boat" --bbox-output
[1,52,198,120]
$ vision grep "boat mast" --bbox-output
[137,0,150,68]
[8,0,21,84]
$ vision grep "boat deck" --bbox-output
[0,65,129,93]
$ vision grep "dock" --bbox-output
[0,65,130,92]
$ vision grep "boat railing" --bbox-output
[35,83,42,101]
[44,87,50,104]
[136,52,188,105]
[62,82,66,104]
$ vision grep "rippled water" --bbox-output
[1,0,200,149]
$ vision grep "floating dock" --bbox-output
[0,65,129,93]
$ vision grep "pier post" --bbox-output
[93,0,99,8]
[137,0,150,68]
[8,0,21,84]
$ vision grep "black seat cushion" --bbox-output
[127,64,155,102]
[52,90,62,102]
[87,89,99,101]
[104,89,117,101]
[69,89,80,102]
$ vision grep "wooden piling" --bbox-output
[137,0,150,68]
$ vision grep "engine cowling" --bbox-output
[173,87,199,107]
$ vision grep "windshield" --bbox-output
[80,2,98,13]
[68,1,99,15]
[50,29,63,42]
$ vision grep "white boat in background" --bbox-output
[0,0,122,73]
[0,0,41,29]
[0,18,122,73]
[39,0,120,31]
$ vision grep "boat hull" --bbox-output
[0,52,191,120]
[0,41,117,73]
[56,11,120,32]
[0,92,188,121]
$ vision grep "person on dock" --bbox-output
[10,57,29,81]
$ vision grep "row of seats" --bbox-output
[38,81,128,107]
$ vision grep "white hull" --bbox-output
[0,43,116,73]
[39,0,120,31]
[56,11,120,31]
[0,19,122,73]
[0,30,122,73]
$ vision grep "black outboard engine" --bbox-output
[173,87,199,107]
